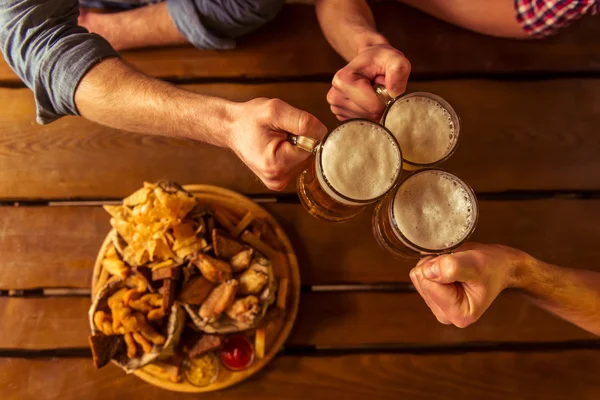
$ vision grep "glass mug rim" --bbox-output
[380,91,462,169]
[386,167,479,254]
[315,118,404,205]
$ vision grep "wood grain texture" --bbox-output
[1,3,599,83]
[0,290,594,350]
[2,350,600,399]
[2,79,600,199]
[1,199,600,289]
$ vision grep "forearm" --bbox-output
[75,58,235,147]
[510,256,600,335]
[315,0,388,61]
[80,3,186,51]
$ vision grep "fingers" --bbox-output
[257,99,327,191]
[332,64,386,118]
[421,252,478,284]
[410,265,452,325]
[267,98,327,140]
[327,87,380,121]
[384,56,411,98]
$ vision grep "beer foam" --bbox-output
[392,170,475,250]
[319,121,401,202]
[385,95,456,165]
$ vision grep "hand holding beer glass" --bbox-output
[292,119,403,222]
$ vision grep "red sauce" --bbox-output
[220,336,254,371]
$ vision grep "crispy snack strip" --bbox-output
[124,332,137,358]
[133,332,154,353]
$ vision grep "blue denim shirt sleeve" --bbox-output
[0,0,119,124]
[166,0,284,50]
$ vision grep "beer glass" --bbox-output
[372,168,478,257]
[292,119,403,222]
[375,86,461,171]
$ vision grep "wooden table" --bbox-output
[1,3,600,399]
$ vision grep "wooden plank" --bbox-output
[0,290,594,350]
[2,79,600,199]
[1,3,599,83]
[2,350,600,399]
[2,199,600,289]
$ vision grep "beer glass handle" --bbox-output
[287,134,320,154]
[373,84,394,106]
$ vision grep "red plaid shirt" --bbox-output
[516,0,599,37]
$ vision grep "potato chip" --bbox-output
[123,187,151,207]
[149,259,174,271]
[104,205,131,221]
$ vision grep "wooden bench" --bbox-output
[1,3,599,399]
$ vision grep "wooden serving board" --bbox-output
[91,185,301,392]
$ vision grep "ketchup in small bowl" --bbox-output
[220,335,254,371]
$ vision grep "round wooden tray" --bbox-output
[91,185,301,392]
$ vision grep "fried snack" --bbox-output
[133,332,154,353]
[93,311,114,335]
[152,266,181,281]
[230,248,254,272]
[130,293,162,313]
[162,279,176,311]
[199,280,238,321]
[124,332,137,358]
[144,361,183,383]
[148,308,166,321]
[187,335,222,359]
[102,258,129,279]
[226,296,260,325]
[126,274,149,293]
[149,259,174,271]
[123,288,142,305]
[255,328,266,359]
[89,334,122,368]
[276,278,289,310]
[178,276,214,305]
[231,212,254,237]
[237,267,268,295]
[134,313,166,345]
[241,231,276,260]
[212,230,245,259]
[190,253,232,283]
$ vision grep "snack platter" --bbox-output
[89,182,300,392]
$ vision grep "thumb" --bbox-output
[384,55,411,98]
[270,100,327,140]
[422,252,478,284]
[270,101,327,170]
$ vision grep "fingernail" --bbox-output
[424,263,439,280]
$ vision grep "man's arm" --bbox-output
[315,0,410,121]
[515,257,600,334]
[74,57,328,191]
[410,243,600,335]
[79,0,284,51]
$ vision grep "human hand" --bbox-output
[229,98,328,191]
[409,243,533,328]
[327,43,411,121]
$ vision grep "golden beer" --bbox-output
[377,89,460,171]
[373,169,478,257]
[297,119,402,222]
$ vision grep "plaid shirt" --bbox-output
[516,0,599,37]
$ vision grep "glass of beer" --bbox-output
[375,86,460,171]
[294,119,403,222]
[373,168,478,258]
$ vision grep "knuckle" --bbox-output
[326,88,338,104]
[453,316,475,329]
[263,98,284,119]
[332,69,350,90]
